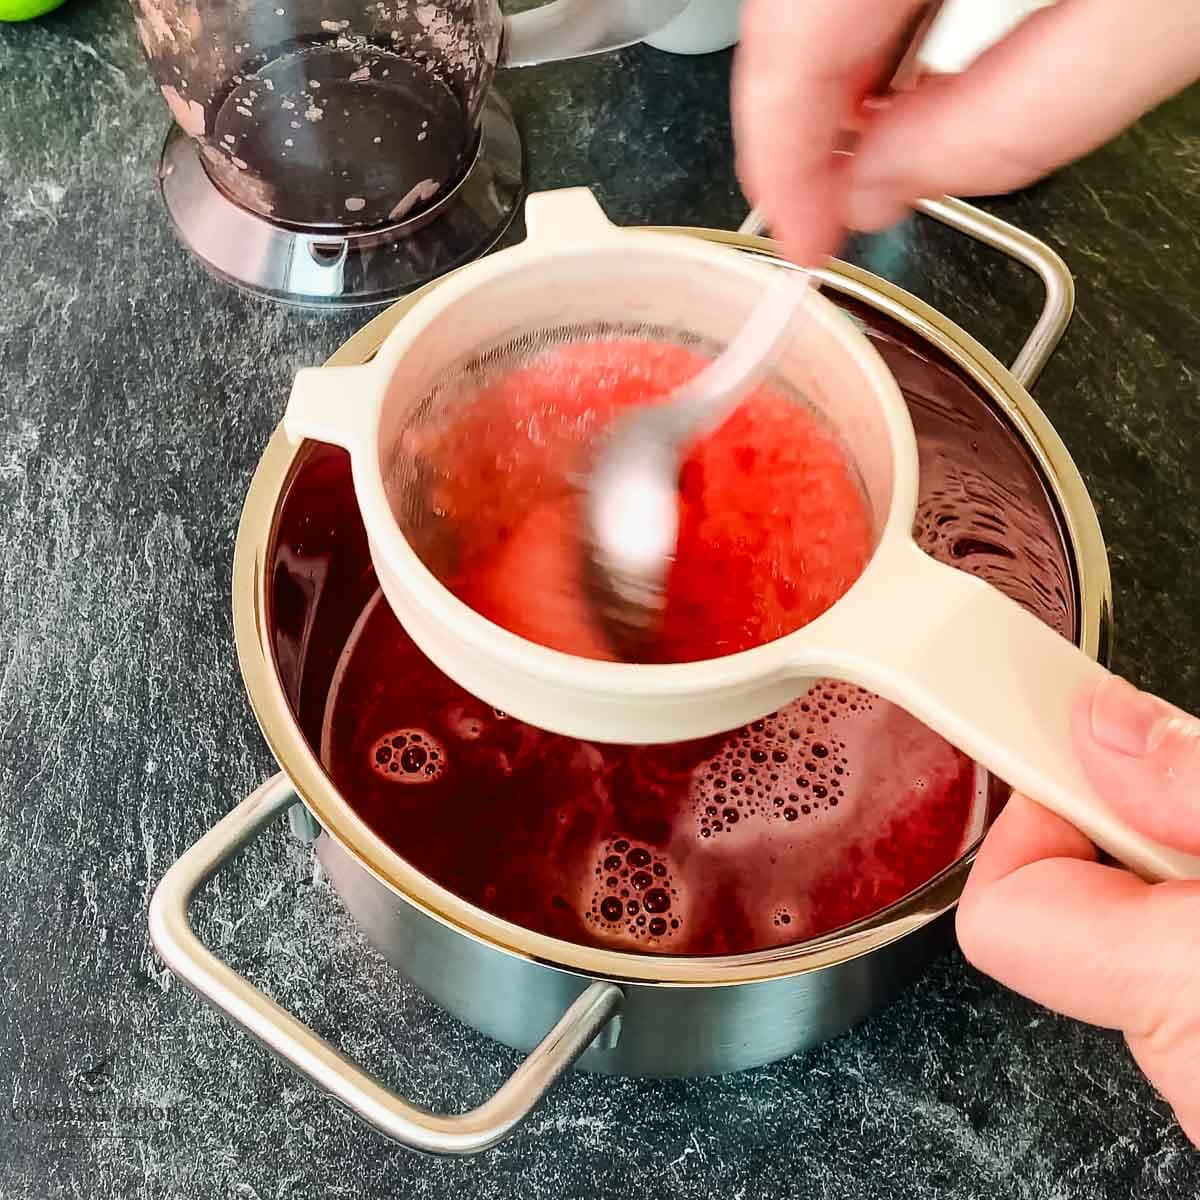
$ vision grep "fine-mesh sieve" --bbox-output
[284,187,1200,883]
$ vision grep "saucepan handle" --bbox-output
[913,196,1074,389]
[739,197,1075,391]
[502,0,689,68]
[148,774,623,1155]
[805,538,1200,883]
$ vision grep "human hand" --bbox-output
[733,0,1200,263]
[956,673,1200,1146]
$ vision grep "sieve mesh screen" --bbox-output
[381,324,875,665]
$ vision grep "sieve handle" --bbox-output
[502,0,688,68]
[148,775,623,1155]
[808,538,1200,883]
[738,199,1074,390]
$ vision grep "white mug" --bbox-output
[642,0,1055,62]
[643,0,741,56]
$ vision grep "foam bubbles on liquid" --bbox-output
[368,728,448,785]
[691,683,878,838]
[678,680,976,947]
[583,837,684,948]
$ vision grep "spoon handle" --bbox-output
[677,4,946,441]
[673,268,812,439]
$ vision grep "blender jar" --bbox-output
[131,0,504,229]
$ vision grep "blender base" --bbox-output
[158,90,525,309]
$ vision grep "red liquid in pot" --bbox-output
[323,598,979,955]
[407,338,874,661]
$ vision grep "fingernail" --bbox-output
[1090,674,1172,757]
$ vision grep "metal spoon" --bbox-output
[582,269,810,659]
[581,4,946,659]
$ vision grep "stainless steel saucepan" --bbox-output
[149,199,1110,1155]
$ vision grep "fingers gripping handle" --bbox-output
[148,776,624,1154]
[816,540,1200,882]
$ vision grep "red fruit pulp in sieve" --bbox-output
[409,338,875,662]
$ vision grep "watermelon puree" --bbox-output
[408,338,875,662]
[322,337,978,956]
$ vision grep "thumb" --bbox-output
[1073,674,1200,856]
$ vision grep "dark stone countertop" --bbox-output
[2,2,1198,1197]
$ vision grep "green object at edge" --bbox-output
[0,0,68,20]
